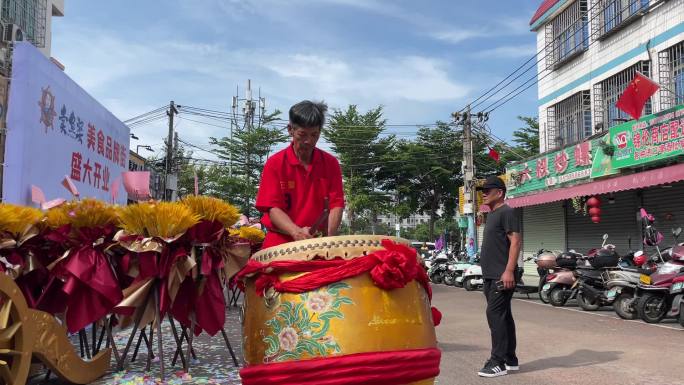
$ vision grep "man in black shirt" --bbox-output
[476,176,521,378]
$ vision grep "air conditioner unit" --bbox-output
[3,24,24,43]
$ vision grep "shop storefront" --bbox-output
[506,135,601,256]
[505,103,684,256]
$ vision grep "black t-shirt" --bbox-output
[481,204,520,279]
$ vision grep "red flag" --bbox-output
[616,72,659,121]
[488,146,500,163]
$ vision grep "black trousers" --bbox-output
[483,279,517,365]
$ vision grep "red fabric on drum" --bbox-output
[240,347,441,385]
[237,239,433,300]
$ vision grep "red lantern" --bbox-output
[591,215,601,223]
[587,196,601,207]
[588,207,602,216]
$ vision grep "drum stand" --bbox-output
[117,280,186,381]
[169,315,240,368]
[228,285,242,307]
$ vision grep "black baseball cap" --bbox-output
[476,176,506,192]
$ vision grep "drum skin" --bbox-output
[242,235,437,385]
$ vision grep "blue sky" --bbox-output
[52,0,542,158]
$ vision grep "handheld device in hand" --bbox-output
[495,280,505,291]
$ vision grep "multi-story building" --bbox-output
[0,1,64,198]
[503,0,684,268]
[533,0,683,152]
[128,150,165,201]
[377,212,432,230]
[1,0,63,61]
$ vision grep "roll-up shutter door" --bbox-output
[565,190,640,255]
[642,181,684,249]
[522,202,565,274]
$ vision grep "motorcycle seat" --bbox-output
[620,266,653,275]
[563,251,583,259]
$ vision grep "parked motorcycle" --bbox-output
[443,254,461,286]
[575,237,621,311]
[428,252,450,284]
[605,250,658,320]
[636,227,684,323]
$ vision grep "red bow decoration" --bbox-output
[237,240,437,326]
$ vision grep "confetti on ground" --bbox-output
[28,304,244,385]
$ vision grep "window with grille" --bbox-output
[659,42,684,110]
[1,0,46,47]
[593,61,652,130]
[592,0,649,40]
[544,0,589,70]
[546,91,592,150]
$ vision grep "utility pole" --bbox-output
[230,93,237,178]
[455,105,478,258]
[165,100,179,201]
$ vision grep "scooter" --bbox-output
[535,249,560,304]
[604,250,658,320]
[461,255,538,294]
[540,250,582,307]
[669,272,684,327]
[636,227,684,323]
[454,252,476,287]
[461,255,482,291]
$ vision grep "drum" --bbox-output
[240,235,439,385]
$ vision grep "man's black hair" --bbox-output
[289,100,328,129]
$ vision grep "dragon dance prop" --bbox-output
[0,196,263,384]
[237,235,441,385]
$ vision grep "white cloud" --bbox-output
[472,44,538,58]
[430,29,490,44]
[51,24,472,159]
[265,54,469,103]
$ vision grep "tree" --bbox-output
[382,122,463,240]
[511,116,540,157]
[473,115,540,178]
[324,105,391,233]
[209,110,287,216]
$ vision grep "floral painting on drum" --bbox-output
[262,282,354,363]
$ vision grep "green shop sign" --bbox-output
[610,104,684,169]
[506,138,600,197]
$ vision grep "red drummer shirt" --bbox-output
[255,144,345,249]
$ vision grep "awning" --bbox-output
[506,162,684,208]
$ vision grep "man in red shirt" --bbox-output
[255,100,345,249]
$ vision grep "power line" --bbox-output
[123,106,167,123]
[480,0,665,114]
[127,113,167,127]
[461,0,646,114]
[461,0,606,113]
